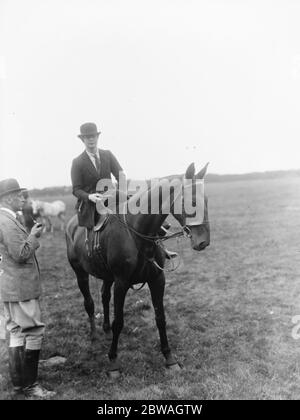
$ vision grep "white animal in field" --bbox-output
[32,200,66,232]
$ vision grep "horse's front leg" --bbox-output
[101,279,113,335]
[107,277,130,377]
[59,213,66,231]
[148,273,179,369]
[41,216,51,232]
[48,216,53,233]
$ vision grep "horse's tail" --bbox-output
[65,215,77,243]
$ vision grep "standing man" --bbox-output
[0,179,55,399]
[71,122,126,250]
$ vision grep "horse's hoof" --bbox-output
[107,369,121,379]
[166,362,181,371]
[107,358,121,377]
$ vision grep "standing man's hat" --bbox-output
[0,179,27,199]
[78,122,101,138]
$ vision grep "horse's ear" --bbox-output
[185,162,195,179]
[196,162,209,179]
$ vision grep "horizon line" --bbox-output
[26,167,300,191]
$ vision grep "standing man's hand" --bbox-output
[88,193,103,203]
[31,223,43,238]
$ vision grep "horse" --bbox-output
[65,162,210,377]
[31,200,66,232]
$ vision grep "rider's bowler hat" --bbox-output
[78,122,101,139]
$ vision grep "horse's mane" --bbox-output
[127,173,184,185]
[126,174,184,215]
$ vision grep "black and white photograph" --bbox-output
[0,0,300,404]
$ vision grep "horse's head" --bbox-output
[31,200,41,217]
[172,162,210,252]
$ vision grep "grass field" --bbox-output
[1,176,300,399]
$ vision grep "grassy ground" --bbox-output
[1,176,300,399]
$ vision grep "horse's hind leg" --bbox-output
[75,267,97,341]
[148,273,178,369]
[42,216,51,232]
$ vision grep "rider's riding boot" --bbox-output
[85,228,94,257]
[89,228,94,256]
[23,349,56,399]
[8,346,24,399]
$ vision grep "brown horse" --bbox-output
[66,162,210,376]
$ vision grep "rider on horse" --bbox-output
[71,122,125,254]
[71,122,177,257]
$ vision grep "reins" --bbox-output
[111,212,189,243]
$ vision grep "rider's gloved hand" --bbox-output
[88,193,103,203]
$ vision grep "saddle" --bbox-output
[93,208,111,232]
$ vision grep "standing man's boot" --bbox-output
[8,346,24,399]
[23,349,56,399]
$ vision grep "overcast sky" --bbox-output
[1,0,300,188]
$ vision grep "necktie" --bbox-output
[92,153,100,174]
